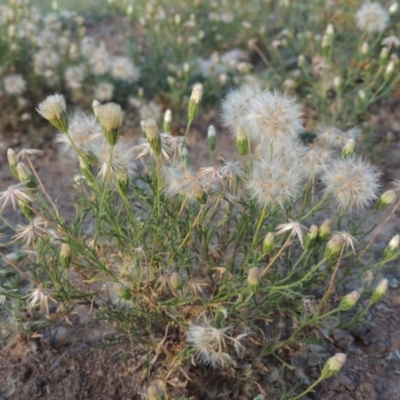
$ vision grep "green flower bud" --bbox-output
[7,148,18,179]
[375,190,396,210]
[60,243,72,268]
[143,119,162,157]
[318,219,332,241]
[321,353,346,379]
[247,267,260,293]
[370,278,388,303]
[263,232,274,254]
[169,272,182,290]
[236,127,250,156]
[342,139,355,158]
[78,157,95,185]
[163,109,172,132]
[16,162,37,192]
[339,290,360,311]
[383,234,399,260]
[115,169,129,195]
[194,185,207,204]
[380,47,389,65]
[97,102,123,146]
[188,83,203,121]
[207,125,217,151]
[18,200,33,220]
[305,225,319,250]
[324,234,344,261]
[92,99,100,119]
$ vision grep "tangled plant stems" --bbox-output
[1,84,399,399]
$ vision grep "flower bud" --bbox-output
[92,99,100,118]
[263,232,274,254]
[375,189,396,210]
[339,290,360,311]
[321,353,346,379]
[321,34,330,54]
[143,119,162,157]
[380,47,389,64]
[236,127,250,156]
[17,162,37,191]
[97,102,123,146]
[60,243,72,268]
[163,109,172,132]
[385,61,395,79]
[18,200,33,220]
[207,125,217,152]
[297,54,306,68]
[7,148,18,178]
[305,225,319,250]
[370,278,388,303]
[193,185,207,205]
[79,157,95,184]
[333,76,341,89]
[383,234,399,260]
[319,219,332,241]
[360,41,368,55]
[324,234,344,261]
[358,89,366,101]
[188,83,203,121]
[326,23,334,40]
[115,169,129,195]
[247,267,260,293]
[169,272,182,290]
[389,2,398,14]
[342,138,355,158]
[36,94,68,133]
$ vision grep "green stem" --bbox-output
[291,376,325,400]
[94,144,115,244]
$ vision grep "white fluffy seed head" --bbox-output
[246,158,304,208]
[355,2,389,34]
[245,89,304,146]
[220,83,263,137]
[321,156,380,211]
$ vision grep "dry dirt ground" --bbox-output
[1,19,400,400]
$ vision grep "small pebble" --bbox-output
[389,278,399,289]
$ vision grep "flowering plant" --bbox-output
[0,84,398,398]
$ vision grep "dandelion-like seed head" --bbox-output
[245,89,304,146]
[3,74,26,96]
[220,83,263,136]
[163,164,206,204]
[321,156,380,211]
[246,158,304,208]
[93,139,138,182]
[55,111,102,157]
[186,316,247,368]
[355,2,389,34]
[301,145,333,179]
